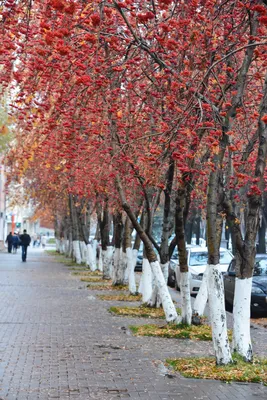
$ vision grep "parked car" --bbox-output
[174,247,233,295]
[168,249,178,287]
[134,249,143,272]
[224,254,267,316]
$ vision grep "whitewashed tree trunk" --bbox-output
[232,277,253,361]
[150,260,181,323]
[123,251,129,284]
[147,271,157,307]
[59,239,64,254]
[92,240,98,269]
[73,240,82,264]
[140,258,153,303]
[127,247,136,294]
[80,241,87,263]
[113,248,123,285]
[55,238,60,252]
[207,264,232,365]
[63,239,69,255]
[193,267,208,316]
[161,262,169,283]
[86,243,96,270]
[108,246,114,278]
[180,272,192,325]
[102,246,113,279]
[98,247,103,271]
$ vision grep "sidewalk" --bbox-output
[0,249,266,399]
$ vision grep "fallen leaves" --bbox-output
[166,354,267,384]
[130,323,232,341]
[87,284,128,291]
[98,294,142,301]
[109,306,181,319]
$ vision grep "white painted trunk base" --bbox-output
[86,244,96,270]
[180,272,192,325]
[161,263,169,283]
[122,251,129,285]
[207,264,232,365]
[232,277,253,361]
[113,248,125,285]
[127,247,137,294]
[98,247,103,271]
[59,240,65,254]
[55,239,60,252]
[141,258,153,303]
[80,241,87,263]
[102,246,114,279]
[193,267,208,316]
[73,240,82,264]
[92,240,98,269]
[150,260,181,324]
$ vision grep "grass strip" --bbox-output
[80,276,106,283]
[166,354,267,384]
[87,284,128,291]
[98,294,142,302]
[130,323,232,341]
[71,271,102,276]
[109,306,181,319]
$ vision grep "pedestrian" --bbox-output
[19,229,31,262]
[41,235,47,248]
[12,233,20,254]
[5,232,13,253]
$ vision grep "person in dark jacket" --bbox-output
[5,232,13,253]
[12,233,20,254]
[19,229,31,262]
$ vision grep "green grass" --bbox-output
[166,354,267,384]
[109,306,181,319]
[80,276,105,283]
[47,238,56,244]
[129,323,232,341]
[87,284,128,291]
[98,294,142,302]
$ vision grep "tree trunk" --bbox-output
[69,195,82,264]
[116,175,181,323]
[258,214,266,254]
[113,212,125,285]
[97,201,112,280]
[175,187,192,325]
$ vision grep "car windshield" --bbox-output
[189,250,232,266]
[254,259,267,276]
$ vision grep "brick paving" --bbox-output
[0,249,266,400]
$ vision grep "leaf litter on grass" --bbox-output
[87,284,128,291]
[109,306,181,319]
[166,354,267,384]
[98,294,142,302]
[130,323,232,341]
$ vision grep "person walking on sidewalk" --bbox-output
[5,232,13,253]
[12,233,20,254]
[20,229,31,262]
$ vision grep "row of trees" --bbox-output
[2,0,267,365]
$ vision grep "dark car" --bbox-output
[134,249,143,272]
[224,254,267,316]
[168,250,178,288]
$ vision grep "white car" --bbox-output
[174,247,233,295]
